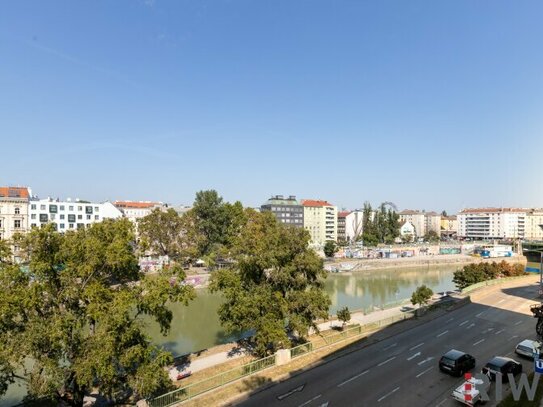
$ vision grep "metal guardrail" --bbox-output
[149,311,416,407]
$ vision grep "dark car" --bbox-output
[482,356,522,382]
[439,349,476,376]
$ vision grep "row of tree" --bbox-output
[0,190,331,406]
[452,261,526,290]
[361,202,401,246]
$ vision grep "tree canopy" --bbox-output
[323,240,337,258]
[361,202,400,246]
[0,219,195,406]
[453,261,526,290]
[210,210,331,356]
[411,285,433,307]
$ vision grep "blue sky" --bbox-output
[1,1,542,213]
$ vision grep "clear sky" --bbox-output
[1,1,542,213]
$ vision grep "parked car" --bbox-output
[515,339,541,359]
[439,349,476,376]
[452,375,490,406]
[482,356,522,382]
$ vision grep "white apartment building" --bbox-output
[29,198,122,232]
[302,199,337,247]
[0,186,31,241]
[457,208,528,240]
[345,210,364,242]
[114,201,167,223]
[400,221,416,241]
[523,209,543,240]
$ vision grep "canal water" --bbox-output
[1,264,457,406]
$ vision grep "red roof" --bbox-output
[338,211,351,217]
[459,208,528,214]
[114,201,161,209]
[0,186,30,199]
[301,199,334,207]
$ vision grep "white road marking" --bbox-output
[473,339,485,346]
[446,317,454,323]
[407,352,421,361]
[318,403,329,407]
[298,395,321,407]
[378,356,396,366]
[467,323,476,329]
[436,330,449,338]
[278,385,305,400]
[459,320,469,326]
[436,399,448,407]
[418,357,434,366]
[495,329,505,335]
[476,311,485,317]
[514,320,523,326]
[508,335,519,341]
[416,366,433,378]
[378,386,400,402]
[410,342,424,351]
[337,370,369,387]
[383,343,397,350]
[497,299,506,304]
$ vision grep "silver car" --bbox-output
[515,339,541,359]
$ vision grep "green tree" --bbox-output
[323,240,337,258]
[210,211,331,356]
[0,220,195,406]
[424,230,440,242]
[138,208,201,264]
[336,306,351,329]
[411,285,434,308]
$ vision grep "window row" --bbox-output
[30,204,100,213]
[31,213,100,222]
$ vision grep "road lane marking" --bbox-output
[378,356,396,366]
[508,335,519,341]
[473,339,485,346]
[514,320,523,326]
[410,342,424,351]
[459,320,469,326]
[476,311,485,317]
[416,366,433,378]
[337,370,369,387]
[407,352,421,361]
[383,343,397,350]
[436,330,449,338]
[278,384,305,400]
[318,403,329,407]
[298,395,321,407]
[436,399,448,407]
[497,299,506,304]
[495,329,505,335]
[467,323,476,329]
[446,317,454,323]
[377,386,400,402]
[418,357,434,366]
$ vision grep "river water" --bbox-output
[1,264,457,406]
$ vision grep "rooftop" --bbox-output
[460,207,529,214]
[301,199,334,207]
[114,201,162,209]
[0,186,30,199]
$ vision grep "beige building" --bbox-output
[0,186,31,241]
[399,210,442,237]
[524,209,543,240]
[302,199,337,247]
[440,216,458,234]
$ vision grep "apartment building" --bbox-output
[345,210,364,243]
[399,210,442,237]
[337,211,349,243]
[29,198,122,232]
[260,195,304,228]
[440,216,458,234]
[302,199,337,247]
[457,208,527,240]
[0,186,31,241]
[523,209,543,240]
[114,201,167,223]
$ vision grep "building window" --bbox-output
[49,205,58,213]
[69,206,74,211]
[14,220,21,229]
[85,206,93,214]
[60,205,65,211]
[39,214,48,222]
[95,215,99,220]
[40,205,46,210]
[60,224,65,229]
[78,215,82,220]
[69,223,74,229]
[68,214,76,222]
[31,214,36,219]
[94,206,99,212]
[31,223,36,228]
[86,215,91,220]
[60,214,65,220]
[31,204,36,210]
[78,206,82,211]
[51,214,56,221]
[15,207,20,214]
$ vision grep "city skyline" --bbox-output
[1,1,542,212]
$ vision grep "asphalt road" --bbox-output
[235,276,541,407]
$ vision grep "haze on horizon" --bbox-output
[1,0,542,214]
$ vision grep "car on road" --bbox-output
[439,349,476,376]
[482,356,522,382]
[515,339,541,359]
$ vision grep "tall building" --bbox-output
[457,208,527,240]
[301,199,337,247]
[260,195,304,228]
[399,210,442,237]
[337,211,350,243]
[525,209,543,240]
[0,186,31,241]
[29,198,122,232]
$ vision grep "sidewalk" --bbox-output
[169,303,414,379]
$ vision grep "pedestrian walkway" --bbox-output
[169,303,415,379]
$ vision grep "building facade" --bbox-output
[114,201,166,223]
[260,195,304,228]
[0,186,31,241]
[337,211,349,243]
[29,198,123,232]
[440,216,458,234]
[345,210,364,243]
[457,208,528,240]
[302,199,337,247]
[521,209,543,240]
[400,221,416,241]
[399,210,442,237]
